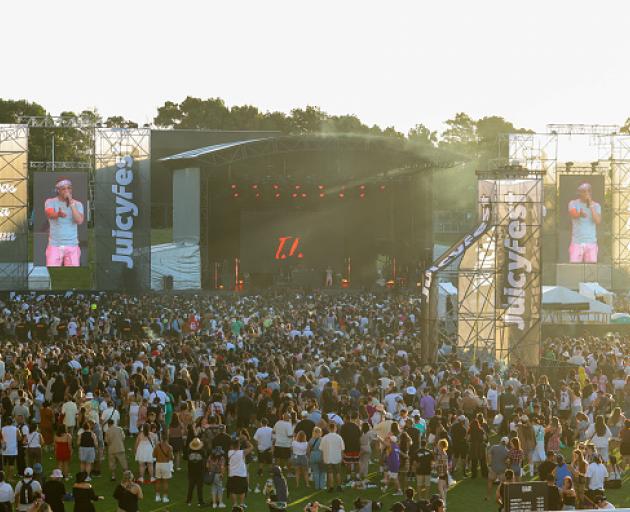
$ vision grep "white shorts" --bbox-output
[155,462,172,480]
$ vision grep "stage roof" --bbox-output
[159,133,463,170]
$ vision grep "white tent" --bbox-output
[542,285,612,324]
[578,282,615,307]
[151,243,201,290]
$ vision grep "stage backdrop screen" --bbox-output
[33,172,88,268]
[558,175,607,264]
[240,208,344,274]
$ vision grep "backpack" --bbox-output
[20,480,33,505]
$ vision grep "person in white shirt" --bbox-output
[586,416,613,463]
[0,470,14,510]
[100,400,120,433]
[586,454,609,500]
[273,413,294,469]
[1,422,19,480]
[61,398,78,435]
[227,436,253,509]
[253,418,273,493]
[319,422,345,492]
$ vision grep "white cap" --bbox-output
[406,386,417,395]
[24,467,33,477]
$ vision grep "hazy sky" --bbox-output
[5,0,630,134]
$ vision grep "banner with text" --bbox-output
[94,128,151,291]
[0,125,28,290]
[480,178,543,365]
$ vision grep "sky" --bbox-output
[5,0,630,134]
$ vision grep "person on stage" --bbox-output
[44,177,84,267]
[568,182,601,263]
[325,266,334,287]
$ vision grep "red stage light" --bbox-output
[360,193,366,199]
[295,184,301,190]
[359,184,366,190]
[319,192,325,198]
[380,185,386,191]
[275,193,281,199]
[339,192,345,198]
[255,192,261,199]
[272,184,279,190]
[318,185,325,190]
[251,184,258,190]
[301,193,307,198]
[233,192,239,198]
[231,184,237,189]
[291,193,298,198]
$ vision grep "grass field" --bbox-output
[32,436,630,512]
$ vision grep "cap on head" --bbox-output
[23,467,33,477]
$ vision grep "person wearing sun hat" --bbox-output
[186,437,205,506]
[43,469,66,512]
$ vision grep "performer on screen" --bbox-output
[44,177,84,267]
[568,182,601,263]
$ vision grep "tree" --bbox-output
[105,115,138,128]
[0,98,46,123]
[289,105,327,134]
[440,112,477,154]
[408,123,437,147]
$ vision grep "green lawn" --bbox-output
[33,437,630,512]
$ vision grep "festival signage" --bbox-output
[94,128,151,291]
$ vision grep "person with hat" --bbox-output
[486,437,509,500]
[42,469,66,512]
[186,437,206,506]
[113,470,143,512]
[14,467,42,512]
[44,176,84,267]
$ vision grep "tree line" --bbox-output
[1,97,538,163]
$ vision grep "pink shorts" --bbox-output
[569,242,598,263]
[46,245,81,267]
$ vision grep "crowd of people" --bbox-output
[0,291,628,512]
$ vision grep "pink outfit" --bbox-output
[569,242,598,263]
[46,245,81,266]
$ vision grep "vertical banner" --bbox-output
[488,178,543,366]
[0,125,28,290]
[94,128,151,291]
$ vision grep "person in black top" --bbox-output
[538,451,557,483]
[496,469,515,512]
[294,411,315,441]
[72,471,102,512]
[186,437,206,506]
[468,417,488,479]
[401,487,421,512]
[338,413,362,482]
[43,468,66,512]
[546,473,563,511]
[113,470,143,512]
[415,439,433,499]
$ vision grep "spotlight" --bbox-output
[301,193,307,198]
[272,184,279,190]
[231,184,237,189]
[295,184,301,190]
[359,184,366,190]
[318,184,325,190]
[275,193,281,199]
[233,192,239,198]
[360,193,366,199]
[319,192,325,198]
[291,193,298,198]
[339,192,345,199]
[251,184,258,190]
[255,192,261,199]
[379,185,386,191]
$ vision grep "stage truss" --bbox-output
[0,125,29,289]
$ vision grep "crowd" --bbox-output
[0,291,628,512]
